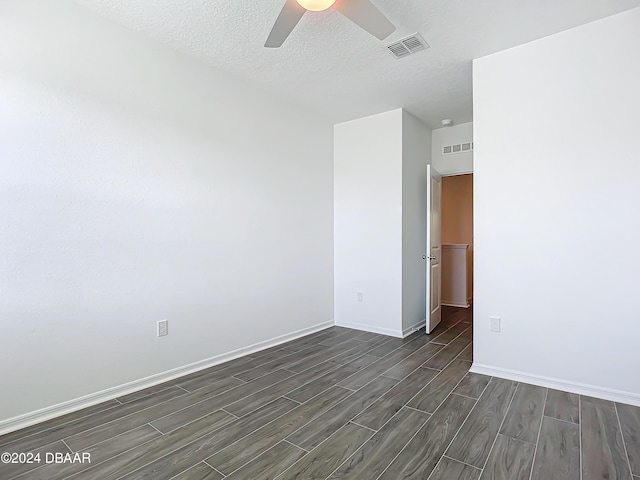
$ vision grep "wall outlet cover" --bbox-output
[158,320,168,337]
[490,316,501,333]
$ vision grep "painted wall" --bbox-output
[0,0,334,424]
[431,122,473,176]
[402,111,431,333]
[334,109,431,337]
[334,110,403,336]
[441,174,473,301]
[473,7,640,404]
[442,175,474,246]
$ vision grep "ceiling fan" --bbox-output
[265,0,396,48]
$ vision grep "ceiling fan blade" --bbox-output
[265,0,306,48]
[333,0,395,40]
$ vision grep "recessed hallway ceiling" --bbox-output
[74,0,640,128]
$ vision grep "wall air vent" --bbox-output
[386,33,429,59]
[443,142,474,156]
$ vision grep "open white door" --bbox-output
[426,165,442,333]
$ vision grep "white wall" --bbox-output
[402,111,431,334]
[0,0,334,425]
[473,7,640,404]
[334,110,403,336]
[334,109,431,337]
[432,122,474,175]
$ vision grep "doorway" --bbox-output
[439,173,473,351]
[440,173,473,308]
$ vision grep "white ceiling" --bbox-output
[74,0,640,128]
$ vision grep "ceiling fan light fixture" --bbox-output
[266,0,395,48]
[296,0,336,12]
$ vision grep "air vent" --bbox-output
[443,142,474,156]
[386,33,429,59]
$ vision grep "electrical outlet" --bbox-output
[357,291,364,302]
[158,320,168,337]
[490,316,501,333]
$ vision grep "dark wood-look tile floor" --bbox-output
[1,306,637,480]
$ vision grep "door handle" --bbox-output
[423,255,437,260]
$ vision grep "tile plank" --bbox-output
[205,386,355,475]
[6,386,187,454]
[399,333,434,351]
[293,329,353,350]
[429,457,481,480]
[339,354,380,369]
[224,441,306,479]
[337,347,415,390]
[21,424,163,480]
[117,382,193,404]
[581,396,632,480]
[617,402,640,476]
[530,416,580,480]
[171,375,244,397]
[328,407,430,479]
[286,376,398,450]
[223,361,339,416]
[382,342,444,380]
[172,336,330,388]
[328,341,385,365]
[446,377,518,468]
[407,359,470,413]
[479,434,535,480]
[277,423,373,480]
[353,331,386,342]
[378,393,476,479]
[458,343,474,362]
[316,329,367,347]
[365,338,406,358]
[453,373,491,399]
[0,400,121,448]
[354,367,439,430]
[401,327,426,342]
[65,370,291,451]
[171,463,223,480]
[285,362,366,404]
[422,331,472,370]
[500,383,546,444]
[430,322,470,345]
[234,344,329,381]
[69,396,299,480]
[151,401,236,434]
[247,345,304,363]
[171,356,262,390]
[545,389,579,424]
[284,339,367,372]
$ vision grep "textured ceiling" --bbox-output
[74,0,640,128]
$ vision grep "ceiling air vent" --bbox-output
[386,33,429,59]
[443,142,474,156]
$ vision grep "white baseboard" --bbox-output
[470,363,640,407]
[402,319,425,338]
[0,320,334,436]
[335,320,403,338]
[442,302,469,308]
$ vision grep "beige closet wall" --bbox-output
[441,174,473,294]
